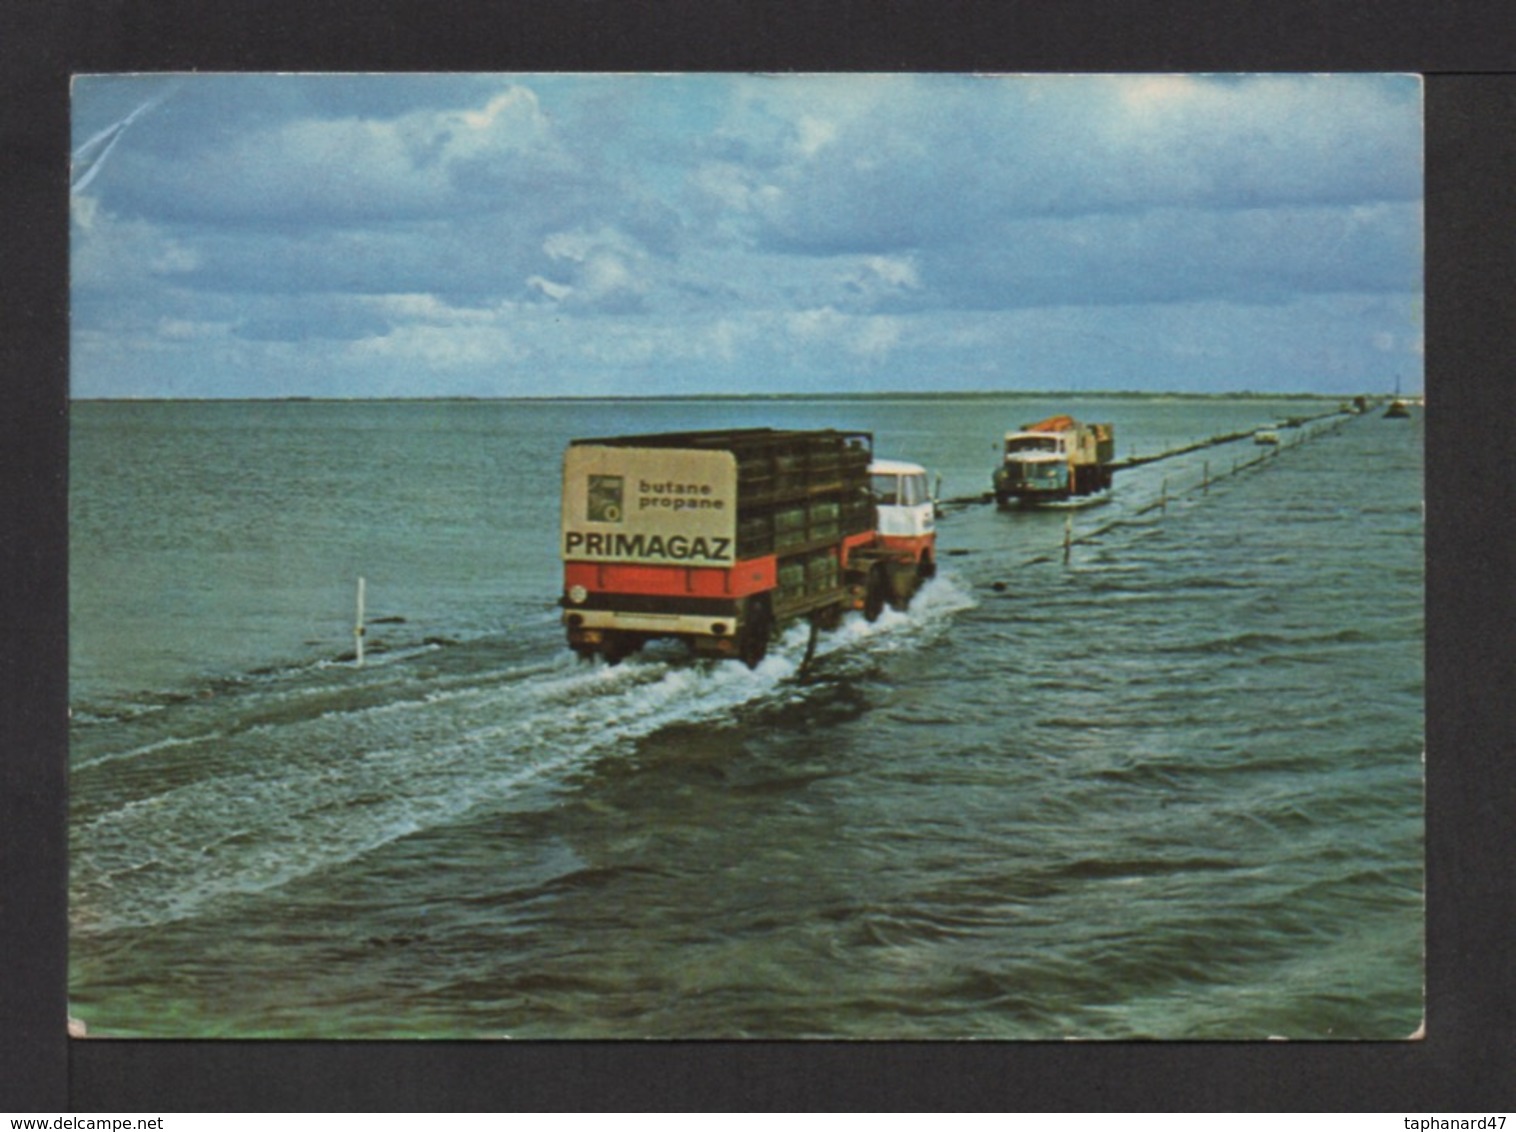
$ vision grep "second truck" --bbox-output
[992,414,1116,506]
[560,428,936,667]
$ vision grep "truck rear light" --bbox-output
[567,584,589,604]
[566,613,584,628]
[710,622,729,635]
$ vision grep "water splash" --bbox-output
[71,572,978,934]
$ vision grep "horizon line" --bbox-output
[68,388,1381,405]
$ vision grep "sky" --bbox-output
[69,72,1424,399]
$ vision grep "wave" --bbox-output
[70,575,977,935]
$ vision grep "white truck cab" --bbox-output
[869,459,935,540]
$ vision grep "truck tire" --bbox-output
[604,633,640,666]
[892,558,935,612]
[863,565,888,622]
[739,600,771,669]
[888,562,913,612]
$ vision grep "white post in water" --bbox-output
[355,576,366,667]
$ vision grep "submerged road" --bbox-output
[940,407,1353,510]
[1110,407,1346,470]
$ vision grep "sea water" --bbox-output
[68,395,1423,1039]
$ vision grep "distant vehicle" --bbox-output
[1383,399,1411,419]
[1254,429,1281,446]
[559,429,937,667]
[992,415,1115,506]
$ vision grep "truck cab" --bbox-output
[870,459,935,545]
[995,434,1070,501]
[866,459,937,597]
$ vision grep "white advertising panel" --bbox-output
[561,445,739,567]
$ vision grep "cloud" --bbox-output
[535,225,655,313]
[232,297,393,343]
[70,199,201,289]
[743,74,1421,255]
[97,81,566,227]
[74,76,689,320]
[69,73,1423,398]
[914,200,1422,311]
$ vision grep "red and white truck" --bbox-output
[560,428,936,667]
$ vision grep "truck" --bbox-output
[992,415,1115,506]
[560,429,937,667]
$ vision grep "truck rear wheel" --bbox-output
[739,601,771,669]
[603,633,641,666]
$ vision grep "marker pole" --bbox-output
[355,576,366,667]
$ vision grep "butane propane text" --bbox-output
[636,479,726,512]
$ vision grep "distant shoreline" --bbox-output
[70,389,1361,405]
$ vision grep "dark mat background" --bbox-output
[3,2,1512,1111]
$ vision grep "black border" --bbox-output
[5,1,1514,1112]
